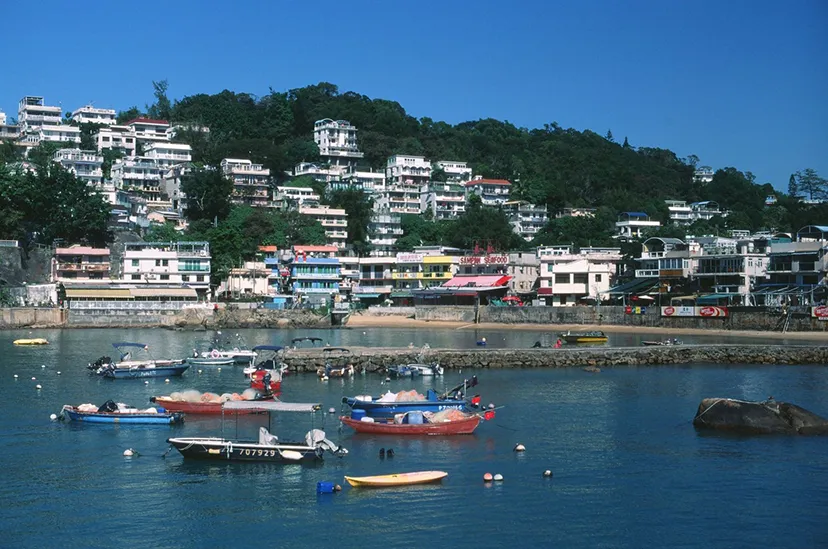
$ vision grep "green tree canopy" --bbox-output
[180,168,234,223]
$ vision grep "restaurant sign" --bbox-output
[812,305,828,321]
[396,253,424,263]
[660,306,728,318]
[459,255,509,265]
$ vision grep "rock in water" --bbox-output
[693,398,828,435]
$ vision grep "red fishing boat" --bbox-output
[340,412,483,435]
[150,392,275,415]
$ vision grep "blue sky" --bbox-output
[1,0,825,190]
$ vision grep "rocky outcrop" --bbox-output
[209,308,328,329]
[692,398,828,435]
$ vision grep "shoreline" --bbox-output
[344,315,828,341]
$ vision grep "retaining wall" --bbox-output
[0,307,65,328]
[280,345,828,373]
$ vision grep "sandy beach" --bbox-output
[345,314,828,341]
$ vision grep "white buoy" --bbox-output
[31,377,36,381]
[36,384,42,390]
[543,470,553,477]
[493,473,504,481]
[144,381,149,385]
[217,368,222,372]
[198,369,203,374]
[57,371,61,375]
[14,374,18,379]
[322,375,329,381]
[165,378,170,383]
[328,407,336,414]
[363,331,367,335]
[123,448,134,457]
[41,365,45,369]
[50,413,57,421]
[514,443,526,452]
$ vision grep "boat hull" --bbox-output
[14,338,49,345]
[150,397,271,415]
[63,407,183,424]
[343,397,468,419]
[187,357,234,366]
[167,437,323,463]
[102,364,190,379]
[340,415,480,435]
[345,470,448,487]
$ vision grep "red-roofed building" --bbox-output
[53,245,111,282]
[292,245,339,257]
[465,176,511,206]
[126,118,171,146]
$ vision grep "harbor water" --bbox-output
[1,328,826,548]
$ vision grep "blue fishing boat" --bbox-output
[90,342,189,379]
[60,401,184,424]
[343,376,478,419]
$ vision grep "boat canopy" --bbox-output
[112,342,148,349]
[222,401,321,413]
[322,347,350,353]
[252,345,284,352]
[291,337,323,344]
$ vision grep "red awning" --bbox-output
[442,275,512,288]
[537,288,554,295]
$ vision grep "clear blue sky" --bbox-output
[1,0,825,190]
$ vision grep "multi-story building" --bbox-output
[330,167,385,193]
[298,205,348,248]
[37,124,82,145]
[274,186,320,209]
[635,237,700,295]
[694,168,715,184]
[0,111,18,140]
[53,245,111,282]
[18,96,62,130]
[385,155,431,213]
[555,207,596,219]
[537,246,622,305]
[504,200,548,241]
[368,208,403,256]
[465,177,511,206]
[694,240,769,304]
[217,261,271,298]
[354,257,396,300]
[313,118,364,168]
[162,162,193,215]
[111,157,164,204]
[221,158,272,208]
[71,105,117,126]
[433,161,472,183]
[144,142,192,169]
[666,200,725,225]
[421,182,466,220]
[615,211,661,239]
[121,241,211,296]
[125,118,171,146]
[393,247,460,291]
[93,124,137,156]
[455,252,538,295]
[289,245,341,303]
[765,225,828,305]
[53,149,104,186]
[294,162,344,184]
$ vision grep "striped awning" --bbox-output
[65,288,133,299]
[130,288,198,298]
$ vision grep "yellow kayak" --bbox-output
[14,338,49,346]
[345,470,448,487]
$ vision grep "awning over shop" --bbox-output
[696,293,741,303]
[353,293,381,299]
[442,275,511,288]
[64,288,133,299]
[391,291,413,298]
[130,287,198,298]
[605,278,659,295]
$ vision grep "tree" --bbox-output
[146,79,172,121]
[180,168,234,223]
[622,136,630,149]
[431,166,448,183]
[101,149,123,179]
[116,106,142,124]
[145,222,180,242]
[327,189,374,255]
[795,169,826,201]
[447,205,525,251]
[788,173,799,198]
[605,129,614,142]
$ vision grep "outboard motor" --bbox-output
[305,429,348,456]
[87,356,111,370]
[97,400,119,413]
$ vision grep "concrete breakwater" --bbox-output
[280,344,828,373]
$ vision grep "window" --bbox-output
[197,275,204,282]
[547,263,553,272]
[155,259,161,267]
[181,275,189,282]
[160,274,169,281]
[130,274,140,280]
[131,259,139,267]
[595,274,602,282]
[555,273,570,284]
[573,274,588,284]
[162,259,169,267]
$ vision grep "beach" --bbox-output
[345,314,828,341]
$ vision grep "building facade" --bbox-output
[71,105,117,126]
[314,119,364,168]
[221,158,272,207]
[615,212,661,239]
[53,149,104,186]
[53,245,111,282]
[504,201,548,241]
[465,177,511,206]
[298,205,348,248]
[537,246,622,305]
[421,182,466,220]
[121,241,211,295]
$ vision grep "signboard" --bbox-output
[625,306,647,315]
[661,306,695,317]
[698,306,728,318]
[812,305,828,321]
[396,253,424,263]
[459,255,509,265]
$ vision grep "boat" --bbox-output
[13,338,49,345]
[195,333,257,365]
[245,345,286,391]
[186,341,235,366]
[59,401,184,424]
[89,342,189,379]
[561,331,608,344]
[387,363,444,378]
[340,410,482,435]
[291,336,324,348]
[344,470,448,487]
[642,338,682,346]
[342,377,478,419]
[317,347,354,378]
[166,400,348,463]
[150,389,273,415]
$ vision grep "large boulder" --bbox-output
[693,398,828,435]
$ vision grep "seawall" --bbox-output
[280,344,828,373]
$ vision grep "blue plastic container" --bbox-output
[350,409,366,421]
[407,411,424,425]
[317,481,335,494]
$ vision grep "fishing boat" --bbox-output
[13,338,49,345]
[561,331,608,344]
[342,377,478,419]
[59,401,184,425]
[198,332,257,365]
[89,342,189,379]
[387,363,444,378]
[344,471,448,487]
[187,340,235,366]
[245,345,286,391]
[340,411,482,435]
[150,388,274,415]
[166,400,348,463]
[641,338,682,346]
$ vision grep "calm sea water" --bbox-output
[1,328,827,549]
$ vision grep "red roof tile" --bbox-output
[293,245,338,253]
[465,179,511,187]
[258,245,278,253]
[55,246,110,256]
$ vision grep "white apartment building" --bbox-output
[666,200,725,225]
[125,118,171,146]
[144,142,192,168]
[330,168,385,193]
[294,162,345,184]
[111,157,164,204]
[385,155,431,214]
[122,241,211,295]
[93,124,137,156]
[693,241,768,304]
[162,163,193,215]
[615,212,661,239]
[314,118,364,168]
[694,168,715,184]
[434,160,472,183]
[0,111,18,140]
[355,257,396,296]
[369,208,403,256]
[465,177,511,206]
[36,124,81,144]
[298,205,348,248]
[221,158,272,208]
[275,186,320,209]
[421,183,466,220]
[71,105,117,126]
[537,246,622,305]
[53,149,104,186]
[18,96,62,130]
[635,237,699,280]
[504,201,548,241]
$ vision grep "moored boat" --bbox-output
[342,377,478,419]
[90,342,189,379]
[641,338,682,346]
[60,401,184,424]
[387,363,444,378]
[561,331,608,344]
[150,389,273,415]
[13,338,49,346]
[344,470,448,487]
[340,411,481,435]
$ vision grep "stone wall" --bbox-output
[280,345,828,373]
[0,307,65,328]
[365,306,416,317]
[416,305,477,322]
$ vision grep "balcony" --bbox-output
[635,269,659,278]
[291,272,341,280]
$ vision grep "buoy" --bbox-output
[379,448,385,458]
[13,374,18,379]
[57,371,61,375]
[328,407,336,414]
[514,443,526,452]
[334,484,342,492]
[489,403,495,409]
[41,365,45,369]
[543,470,553,477]
[165,379,170,383]
[483,473,493,482]
[198,369,203,374]
[123,448,135,457]
[494,473,503,481]
[386,448,394,457]
[50,413,57,421]
[217,368,222,372]
[322,375,329,381]
[362,331,366,335]
[385,377,391,382]
[144,381,149,385]
[31,377,36,381]
[36,384,42,390]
